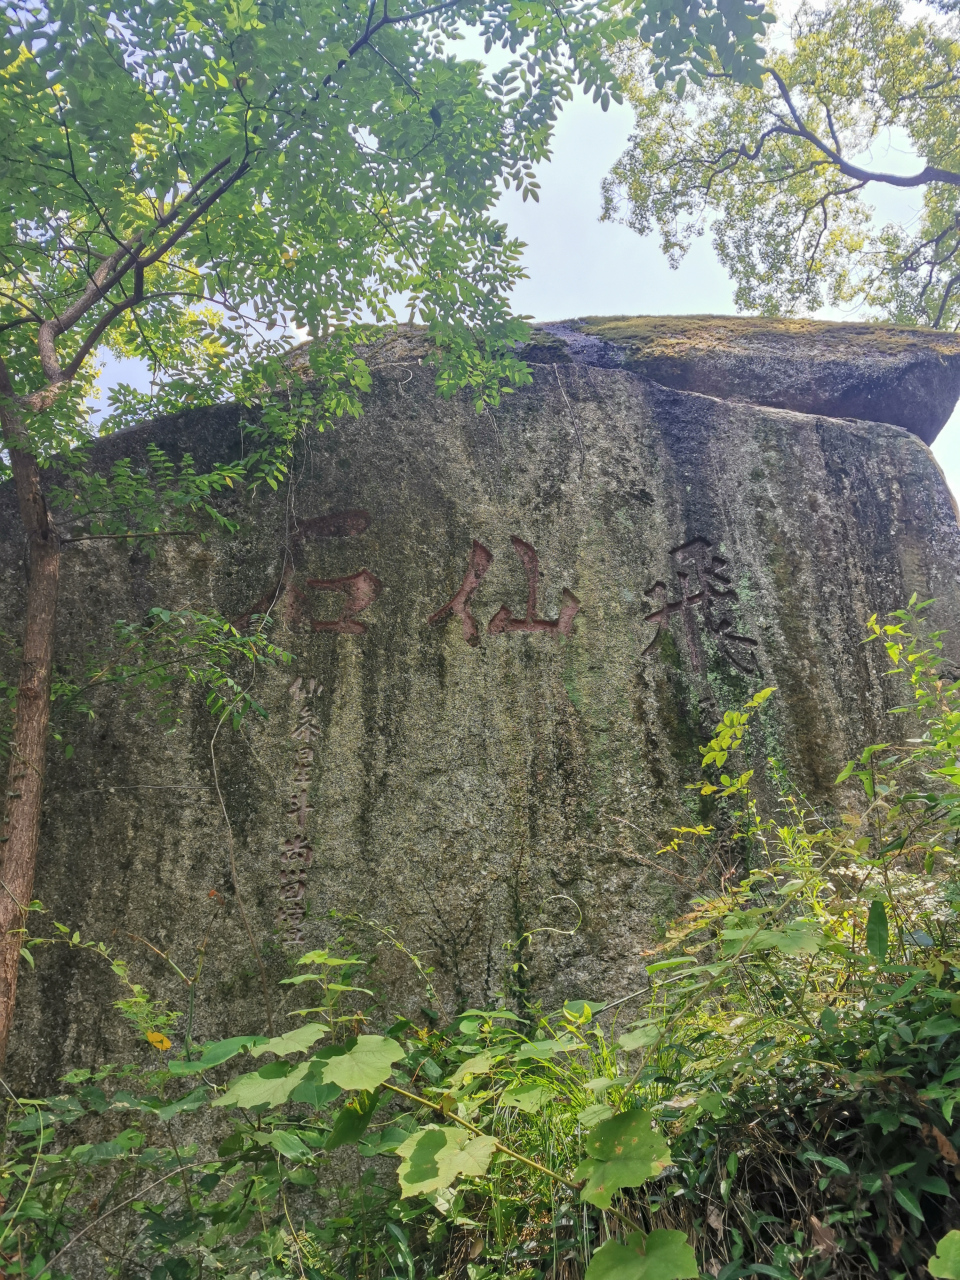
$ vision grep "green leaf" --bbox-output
[449,1051,498,1087]
[697,1092,727,1117]
[74,1131,144,1163]
[577,1103,614,1128]
[818,1006,840,1037]
[721,919,823,957]
[573,1110,672,1209]
[253,1129,313,1159]
[922,1016,960,1039]
[325,1092,380,1150]
[395,1126,497,1198]
[920,1176,952,1197]
[929,1231,960,1278]
[500,1083,555,1114]
[169,1035,269,1074]
[894,1187,924,1220]
[802,1152,850,1176]
[867,899,889,961]
[288,1066,342,1109]
[249,1022,328,1058]
[156,1087,209,1122]
[321,1036,404,1091]
[585,1229,698,1280]
[212,1061,310,1110]
[514,1035,578,1060]
[359,1124,419,1157]
[618,1025,661,1051]
[564,999,605,1019]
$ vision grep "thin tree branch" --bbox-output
[765,66,960,190]
[59,266,145,382]
[934,273,960,329]
[36,242,133,381]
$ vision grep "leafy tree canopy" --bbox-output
[0,0,773,451]
[602,0,960,327]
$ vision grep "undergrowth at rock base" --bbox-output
[3,598,960,1280]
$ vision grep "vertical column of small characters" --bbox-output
[278,676,320,945]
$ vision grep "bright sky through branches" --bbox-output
[96,85,960,498]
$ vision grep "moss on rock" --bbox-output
[1,322,959,1090]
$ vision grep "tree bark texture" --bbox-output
[0,364,60,1064]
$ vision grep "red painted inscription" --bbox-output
[487,537,580,637]
[427,540,493,647]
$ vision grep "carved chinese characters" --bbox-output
[235,565,382,635]
[426,540,493,646]
[247,524,758,949]
[428,536,580,645]
[642,538,759,675]
[237,519,758,682]
[278,676,319,946]
[487,538,581,638]
[237,527,581,647]
[306,570,382,635]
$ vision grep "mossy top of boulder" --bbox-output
[570,313,960,359]
[527,315,960,445]
[287,314,960,445]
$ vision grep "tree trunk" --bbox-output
[0,365,60,1064]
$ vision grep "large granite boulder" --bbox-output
[529,315,960,445]
[2,317,960,1089]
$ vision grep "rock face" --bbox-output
[530,316,960,445]
[2,317,960,1090]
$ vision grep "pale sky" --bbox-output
[494,91,960,501]
[96,84,960,500]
